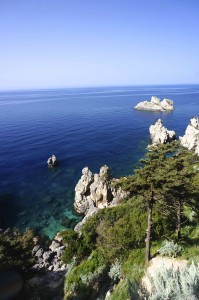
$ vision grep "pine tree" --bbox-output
[159,148,198,239]
[119,142,198,263]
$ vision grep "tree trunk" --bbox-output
[177,200,182,240]
[146,193,154,264]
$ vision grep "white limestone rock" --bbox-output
[179,117,199,155]
[89,165,112,209]
[135,96,174,112]
[149,119,176,146]
[74,167,94,214]
[161,99,174,111]
[74,165,112,215]
[74,165,130,231]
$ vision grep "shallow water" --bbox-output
[0,85,198,238]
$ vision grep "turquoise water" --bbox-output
[0,85,198,238]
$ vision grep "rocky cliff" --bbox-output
[179,117,199,155]
[135,96,174,111]
[74,165,130,231]
[149,119,176,146]
[32,232,67,272]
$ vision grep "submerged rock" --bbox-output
[134,96,174,111]
[149,119,176,146]
[47,154,58,168]
[179,117,199,155]
[74,165,130,231]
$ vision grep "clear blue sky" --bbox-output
[0,0,199,90]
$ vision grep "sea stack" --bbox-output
[47,155,58,168]
[149,119,176,146]
[179,117,199,155]
[134,96,174,112]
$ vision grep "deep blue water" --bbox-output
[0,85,199,239]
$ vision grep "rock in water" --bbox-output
[179,117,199,155]
[149,119,176,146]
[74,165,130,231]
[134,96,174,111]
[47,154,57,168]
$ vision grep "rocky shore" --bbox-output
[32,233,67,272]
[134,96,174,111]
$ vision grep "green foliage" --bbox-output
[180,224,199,263]
[0,228,36,273]
[118,142,199,262]
[64,251,108,300]
[158,240,183,258]
[109,278,141,300]
[62,200,175,268]
[61,229,93,264]
[119,143,198,210]
[146,261,199,300]
[95,203,147,261]
[109,249,145,300]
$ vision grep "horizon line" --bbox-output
[0,82,199,93]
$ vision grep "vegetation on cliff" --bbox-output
[61,142,199,299]
[0,228,36,274]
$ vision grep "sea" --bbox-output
[0,85,198,239]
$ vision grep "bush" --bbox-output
[61,229,93,264]
[64,251,108,299]
[108,259,123,282]
[145,261,199,299]
[81,201,148,262]
[62,201,175,265]
[159,240,183,258]
[0,228,36,273]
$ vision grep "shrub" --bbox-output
[82,201,148,261]
[62,201,175,265]
[145,261,199,299]
[64,250,108,298]
[61,229,92,264]
[159,240,183,258]
[0,228,36,273]
[108,259,123,282]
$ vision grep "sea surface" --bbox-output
[0,85,198,239]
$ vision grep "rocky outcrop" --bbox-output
[179,117,199,155]
[74,165,130,231]
[47,155,58,168]
[32,232,67,271]
[135,96,174,111]
[149,119,176,146]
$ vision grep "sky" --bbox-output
[0,0,199,90]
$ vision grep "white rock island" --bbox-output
[134,96,174,112]
[179,117,199,155]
